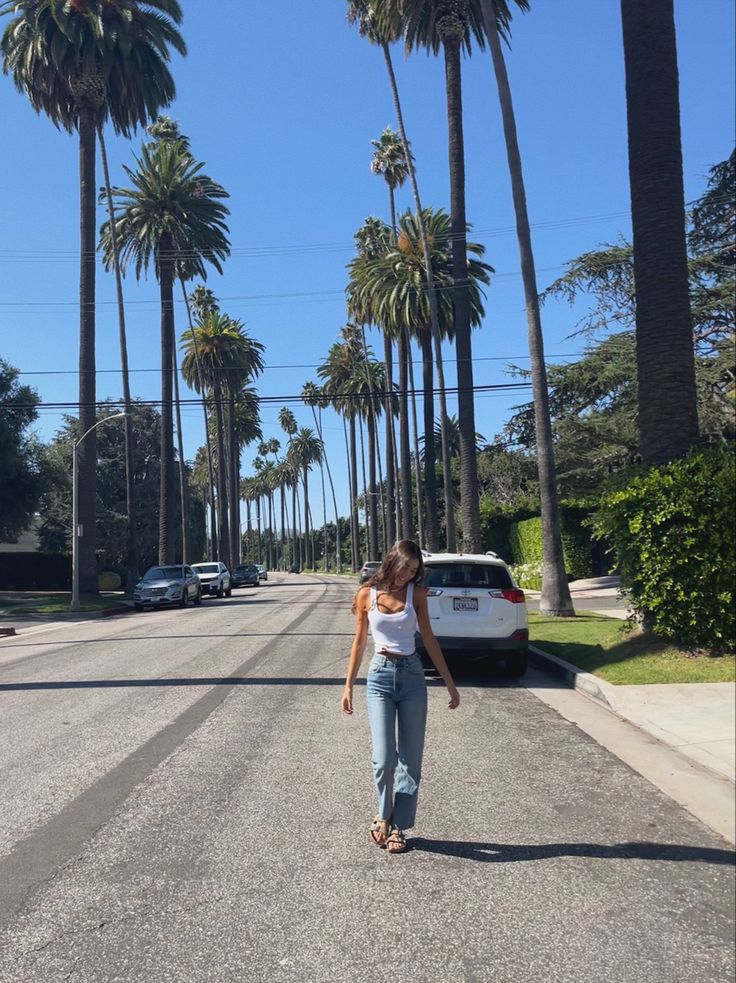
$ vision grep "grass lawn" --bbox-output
[528,611,736,685]
[0,593,129,615]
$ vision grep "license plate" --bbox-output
[453,598,478,612]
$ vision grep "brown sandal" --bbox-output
[386,829,408,854]
[370,818,389,848]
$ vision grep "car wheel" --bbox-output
[504,650,528,678]
[225,586,232,597]
[217,583,224,598]
[134,603,143,612]
[179,589,190,609]
[194,588,202,606]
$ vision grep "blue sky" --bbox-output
[1,0,734,519]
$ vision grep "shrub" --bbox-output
[508,509,594,581]
[0,552,71,590]
[591,448,735,651]
[510,561,542,590]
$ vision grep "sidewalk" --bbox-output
[526,576,735,787]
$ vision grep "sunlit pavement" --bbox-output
[0,575,733,983]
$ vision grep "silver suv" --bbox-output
[419,552,529,677]
[191,561,232,598]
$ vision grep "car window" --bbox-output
[185,567,193,576]
[423,563,512,590]
[193,563,220,574]
[144,565,184,581]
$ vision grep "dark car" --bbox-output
[232,563,260,588]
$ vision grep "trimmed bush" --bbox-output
[0,552,71,590]
[591,448,735,651]
[508,510,594,581]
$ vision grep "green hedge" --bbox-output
[0,552,71,590]
[591,448,735,651]
[508,508,594,581]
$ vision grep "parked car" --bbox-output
[418,553,529,677]
[359,560,381,584]
[232,563,260,588]
[191,561,231,598]
[134,565,201,611]
[256,564,268,582]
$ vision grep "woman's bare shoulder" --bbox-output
[355,584,372,611]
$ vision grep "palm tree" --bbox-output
[303,382,342,571]
[349,0,466,551]
[348,208,491,548]
[278,407,300,568]
[100,139,229,563]
[180,313,242,569]
[479,0,572,615]
[376,0,492,550]
[353,358,386,559]
[288,428,323,570]
[1,0,185,592]
[619,0,699,463]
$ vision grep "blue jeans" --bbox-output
[366,652,428,830]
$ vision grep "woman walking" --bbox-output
[341,540,460,853]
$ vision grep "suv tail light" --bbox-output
[424,587,444,596]
[489,588,525,603]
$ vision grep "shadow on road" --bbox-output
[408,837,736,866]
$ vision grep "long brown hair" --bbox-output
[352,540,424,612]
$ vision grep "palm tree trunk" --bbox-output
[366,407,380,559]
[212,380,231,569]
[98,123,137,592]
[483,5,573,615]
[620,0,699,463]
[349,416,361,568]
[227,393,239,568]
[157,235,176,564]
[407,332,425,548]
[180,281,218,559]
[358,414,370,558]
[443,37,481,551]
[77,106,98,594]
[172,342,189,563]
[303,465,312,568]
[397,327,414,540]
[419,330,439,550]
[291,477,300,570]
[381,39,456,551]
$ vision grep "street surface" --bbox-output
[0,574,733,983]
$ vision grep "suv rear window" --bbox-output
[423,563,512,590]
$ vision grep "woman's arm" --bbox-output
[341,587,370,715]
[414,587,460,709]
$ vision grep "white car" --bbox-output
[419,552,529,677]
[191,561,232,598]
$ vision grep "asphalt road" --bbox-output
[0,574,733,983]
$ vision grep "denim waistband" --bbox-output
[371,651,419,667]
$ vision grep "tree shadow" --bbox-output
[0,675,452,692]
[408,837,735,866]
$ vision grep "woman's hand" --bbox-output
[446,682,460,710]
[341,685,354,716]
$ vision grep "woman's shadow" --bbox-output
[408,838,735,865]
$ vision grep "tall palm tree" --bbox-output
[1,0,185,592]
[479,1,572,615]
[100,139,230,563]
[288,428,323,570]
[376,0,492,550]
[353,358,386,559]
[349,0,466,551]
[278,407,300,569]
[348,208,491,548]
[302,382,342,571]
[180,313,242,569]
[620,0,699,463]
[225,383,263,565]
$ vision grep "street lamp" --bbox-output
[71,412,128,612]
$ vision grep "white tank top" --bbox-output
[367,582,418,655]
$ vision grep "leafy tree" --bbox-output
[39,404,204,573]
[100,138,230,563]
[0,359,45,542]
[1,0,185,592]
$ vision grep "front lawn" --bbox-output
[0,593,129,615]
[528,611,736,685]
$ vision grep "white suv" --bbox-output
[419,552,529,677]
[191,561,231,598]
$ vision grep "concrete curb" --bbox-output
[528,644,619,712]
